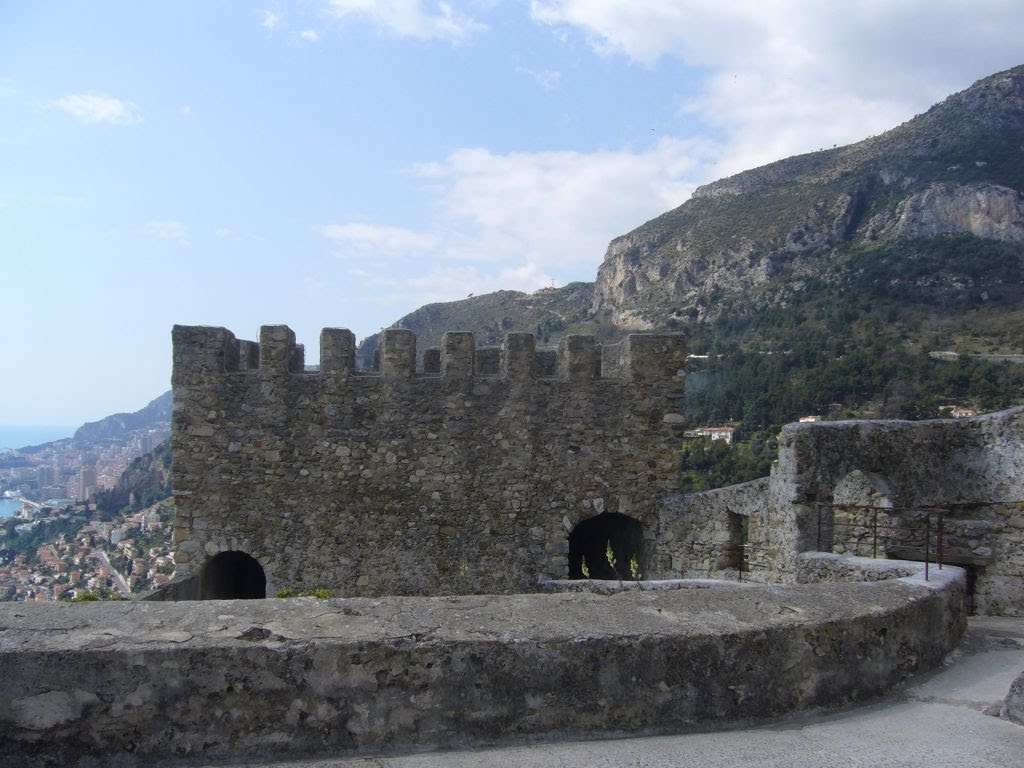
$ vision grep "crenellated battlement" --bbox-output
[171,323,686,598]
[172,325,686,383]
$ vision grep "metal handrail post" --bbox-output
[924,513,930,581]
[872,507,878,559]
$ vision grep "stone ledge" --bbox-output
[0,571,965,767]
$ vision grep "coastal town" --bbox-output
[0,393,172,601]
[0,418,168,506]
[0,498,175,601]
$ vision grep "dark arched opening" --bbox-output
[568,513,644,580]
[199,551,266,599]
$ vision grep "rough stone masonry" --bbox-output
[171,325,687,597]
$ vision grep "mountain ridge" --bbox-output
[73,391,172,447]
[593,65,1024,329]
[357,65,1024,429]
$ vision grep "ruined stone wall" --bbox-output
[651,473,819,585]
[171,325,686,596]
[654,408,1024,610]
[772,407,1024,614]
[654,478,768,579]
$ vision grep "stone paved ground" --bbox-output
[204,617,1024,768]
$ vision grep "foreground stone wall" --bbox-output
[171,325,686,596]
[0,563,965,767]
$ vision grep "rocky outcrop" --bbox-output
[92,438,171,514]
[591,188,866,328]
[865,182,1024,242]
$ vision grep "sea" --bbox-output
[0,497,23,519]
[0,425,75,451]
[0,424,76,518]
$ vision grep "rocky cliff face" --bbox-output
[864,182,1024,242]
[592,66,1024,328]
[93,438,171,514]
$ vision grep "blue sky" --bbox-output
[2,1,1023,427]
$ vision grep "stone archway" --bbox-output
[568,513,644,580]
[199,551,267,599]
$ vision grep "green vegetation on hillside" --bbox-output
[679,434,778,493]
[685,346,1024,432]
[1,509,88,565]
[677,234,1024,431]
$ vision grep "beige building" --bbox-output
[78,465,97,501]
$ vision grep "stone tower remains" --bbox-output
[171,325,686,597]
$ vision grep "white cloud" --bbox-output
[51,92,143,125]
[325,0,484,42]
[299,29,320,42]
[530,1,1024,77]
[145,220,191,247]
[320,138,710,302]
[320,222,440,257]
[418,141,702,270]
[517,66,562,91]
[262,10,282,29]
[530,1,1024,173]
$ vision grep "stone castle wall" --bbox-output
[171,325,686,596]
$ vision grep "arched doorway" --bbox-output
[199,551,266,599]
[568,513,644,580]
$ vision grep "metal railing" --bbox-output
[736,542,770,582]
[814,502,948,579]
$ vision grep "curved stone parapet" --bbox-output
[0,562,964,767]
